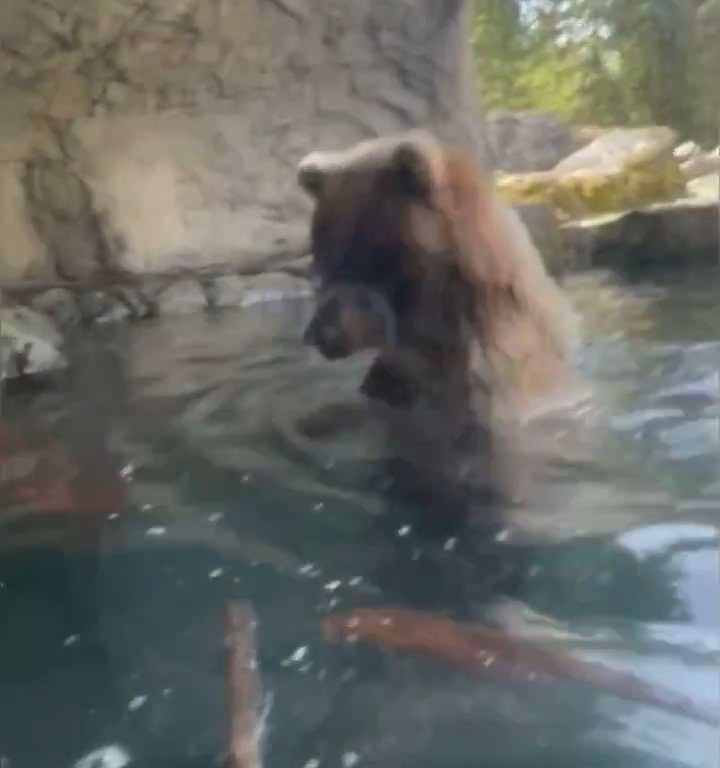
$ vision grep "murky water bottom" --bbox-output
[1,269,718,768]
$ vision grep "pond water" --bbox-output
[1,268,718,768]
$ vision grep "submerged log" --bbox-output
[322,607,718,726]
[225,601,264,768]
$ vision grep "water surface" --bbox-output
[1,269,718,768]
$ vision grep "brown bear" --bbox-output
[296,129,590,513]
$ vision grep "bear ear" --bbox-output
[297,154,326,198]
[390,138,438,199]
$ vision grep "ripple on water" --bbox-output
[2,277,720,768]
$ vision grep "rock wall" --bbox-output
[486,111,582,173]
[0,0,488,286]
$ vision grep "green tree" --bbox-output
[470,0,524,112]
[692,0,720,142]
[472,0,717,144]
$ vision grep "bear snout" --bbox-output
[303,287,395,360]
[303,312,351,360]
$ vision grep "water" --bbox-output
[1,269,718,768]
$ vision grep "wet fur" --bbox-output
[297,131,590,517]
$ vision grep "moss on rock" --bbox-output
[495,127,688,219]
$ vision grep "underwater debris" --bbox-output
[322,606,719,726]
[225,601,264,768]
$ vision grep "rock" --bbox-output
[561,213,638,269]
[113,286,154,320]
[282,254,313,277]
[30,288,81,329]
[553,126,679,174]
[153,279,208,316]
[679,147,720,182]
[24,159,105,280]
[497,127,688,218]
[687,173,719,200]
[486,111,580,173]
[674,141,701,163]
[76,290,132,324]
[238,272,312,307]
[560,199,718,271]
[674,142,720,182]
[70,114,320,277]
[208,274,248,308]
[512,203,570,274]
[209,270,312,309]
[0,305,66,380]
[572,125,614,145]
[0,163,52,283]
[0,0,489,283]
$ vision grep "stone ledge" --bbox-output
[561,198,719,272]
[2,269,314,332]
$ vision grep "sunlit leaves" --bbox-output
[471,0,717,144]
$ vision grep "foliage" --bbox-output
[471,0,718,145]
[692,0,720,142]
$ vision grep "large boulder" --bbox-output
[0,0,489,285]
[496,127,688,219]
[560,137,718,270]
[486,110,580,173]
[552,126,679,175]
[561,199,718,271]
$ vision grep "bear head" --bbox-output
[296,130,579,409]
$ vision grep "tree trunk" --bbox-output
[0,0,489,285]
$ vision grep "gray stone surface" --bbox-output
[30,287,81,328]
[561,199,719,270]
[487,111,580,173]
[154,279,208,316]
[210,274,250,309]
[554,126,678,175]
[0,0,488,284]
[9,271,315,332]
[210,270,313,309]
[238,272,312,307]
[0,305,66,380]
[77,290,134,324]
[114,286,154,320]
